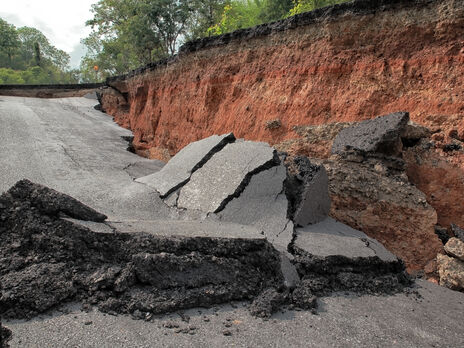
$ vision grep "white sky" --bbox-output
[0,0,98,68]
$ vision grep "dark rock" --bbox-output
[442,143,462,152]
[6,179,107,222]
[332,112,409,156]
[451,224,464,243]
[248,288,286,318]
[434,225,450,245]
[291,282,318,310]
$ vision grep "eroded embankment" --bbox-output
[99,0,464,242]
[101,0,464,159]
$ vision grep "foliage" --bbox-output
[80,0,350,79]
[0,17,75,84]
[288,0,347,16]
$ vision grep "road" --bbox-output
[0,95,170,221]
[1,96,464,347]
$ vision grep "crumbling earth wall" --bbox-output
[100,0,464,162]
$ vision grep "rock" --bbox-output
[434,225,450,245]
[248,288,286,318]
[291,283,318,310]
[177,141,279,213]
[136,133,235,197]
[451,224,464,243]
[332,112,409,156]
[442,143,462,152]
[284,156,331,226]
[0,320,12,348]
[6,179,107,222]
[401,122,431,146]
[444,238,464,262]
[437,254,464,291]
[324,155,443,273]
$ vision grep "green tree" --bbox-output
[207,0,266,36]
[259,0,294,22]
[0,19,20,67]
[16,27,70,70]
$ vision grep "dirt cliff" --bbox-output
[99,0,464,274]
[101,0,463,160]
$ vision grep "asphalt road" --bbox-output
[0,96,170,221]
[1,96,464,347]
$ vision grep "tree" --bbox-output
[0,18,77,84]
[16,27,70,70]
[0,19,20,67]
[82,0,196,78]
[259,0,293,22]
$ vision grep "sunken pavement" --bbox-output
[0,112,415,326]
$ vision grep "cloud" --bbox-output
[69,43,88,69]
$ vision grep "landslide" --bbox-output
[98,0,464,271]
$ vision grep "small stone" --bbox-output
[222,330,232,336]
[437,254,464,291]
[84,321,93,325]
[444,238,464,261]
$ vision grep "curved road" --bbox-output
[1,96,464,348]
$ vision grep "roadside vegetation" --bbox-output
[0,18,79,84]
[0,1,348,84]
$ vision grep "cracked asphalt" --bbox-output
[1,96,464,347]
[0,96,169,221]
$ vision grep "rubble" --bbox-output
[444,238,464,262]
[0,180,283,319]
[451,224,464,243]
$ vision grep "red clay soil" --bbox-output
[101,0,464,161]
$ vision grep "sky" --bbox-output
[0,0,98,68]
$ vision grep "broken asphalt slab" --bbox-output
[136,133,235,197]
[285,156,331,226]
[177,140,279,213]
[293,217,397,262]
[332,111,409,155]
[0,180,283,320]
[218,164,292,251]
[291,218,408,296]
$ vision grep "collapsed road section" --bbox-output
[0,115,414,324]
[0,180,282,320]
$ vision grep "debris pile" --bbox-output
[0,180,282,319]
[135,128,411,315]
